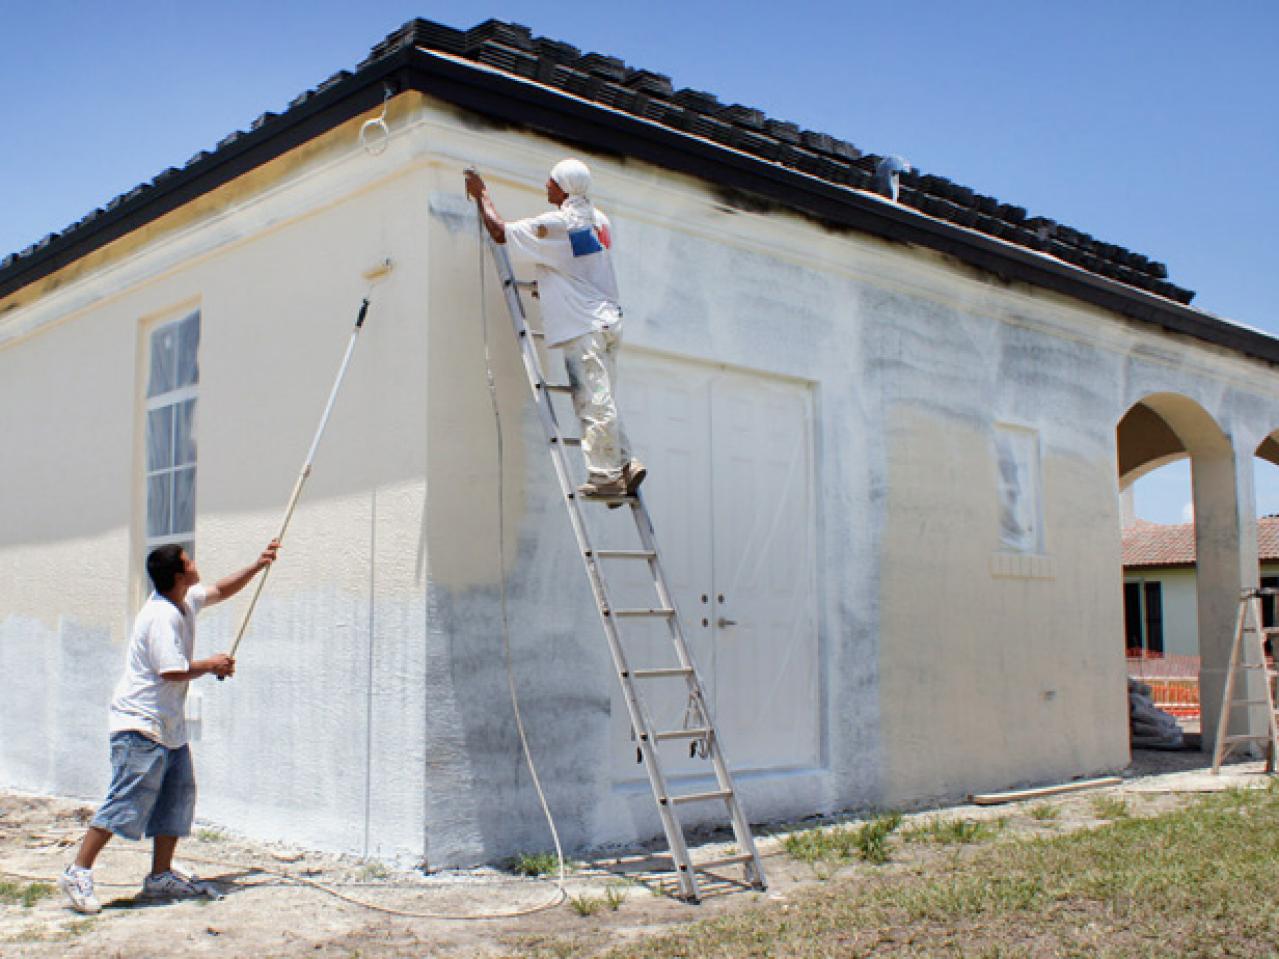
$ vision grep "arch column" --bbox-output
[1195,443,1263,750]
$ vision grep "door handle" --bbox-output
[717,617,738,628]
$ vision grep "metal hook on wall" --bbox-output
[359,83,395,156]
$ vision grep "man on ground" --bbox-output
[58,539,278,914]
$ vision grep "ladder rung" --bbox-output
[591,549,657,560]
[537,382,573,394]
[551,436,582,447]
[1229,699,1274,707]
[630,667,695,679]
[1223,734,1273,743]
[666,788,733,806]
[611,608,676,618]
[652,727,711,742]
[692,852,756,871]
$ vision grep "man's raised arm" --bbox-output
[204,540,280,605]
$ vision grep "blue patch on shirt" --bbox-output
[569,227,604,257]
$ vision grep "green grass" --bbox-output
[0,881,55,908]
[781,812,903,866]
[508,851,560,877]
[1090,794,1131,820]
[568,788,1279,958]
[1027,802,1060,821]
[195,827,226,842]
[903,815,1004,845]
[357,860,390,880]
[569,894,603,916]
[603,883,627,911]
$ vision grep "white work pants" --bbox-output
[560,323,633,481]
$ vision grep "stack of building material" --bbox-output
[1129,677,1185,749]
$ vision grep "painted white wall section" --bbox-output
[5,94,1279,867]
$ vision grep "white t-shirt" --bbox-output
[505,208,622,347]
[108,584,211,749]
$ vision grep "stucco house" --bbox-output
[4,18,1279,868]
[1123,517,1279,658]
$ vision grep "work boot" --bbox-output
[578,473,628,501]
[58,865,101,914]
[623,459,647,495]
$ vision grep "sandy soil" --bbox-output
[0,746,1265,959]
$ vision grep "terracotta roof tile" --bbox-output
[1123,517,1279,568]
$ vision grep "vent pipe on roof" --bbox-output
[873,155,911,201]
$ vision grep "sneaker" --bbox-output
[623,459,647,495]
[58,865,101,914]
[577,474,628,500]
[142,868,220,901]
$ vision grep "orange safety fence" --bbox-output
[1127,651,1201,719]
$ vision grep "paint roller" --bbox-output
[220,259,393,676]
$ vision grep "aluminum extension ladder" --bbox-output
[1211,587,1279,774]
[480,234,767,901]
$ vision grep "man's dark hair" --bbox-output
[147,544,187,593]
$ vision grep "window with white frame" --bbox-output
[145,311,200,556]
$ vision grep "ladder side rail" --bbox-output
[1254,594,1279,771]
[1213,593,1253,773]
[629,496,767,889]
[483,238,702,900]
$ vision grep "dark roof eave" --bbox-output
[3,44,1276,369]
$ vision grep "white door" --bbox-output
[609,352,819,780]
[606,357,716,779]
[709,371,819,771]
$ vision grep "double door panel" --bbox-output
[605,352,819,780]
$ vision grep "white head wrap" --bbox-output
[550,157,592,196]
[550,158,596,232]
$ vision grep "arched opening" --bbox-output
[1117,394,1241,753]
[1254,436,1279,669]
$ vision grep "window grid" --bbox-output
[144,312,199,557]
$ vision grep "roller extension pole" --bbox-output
[221,297,372,674]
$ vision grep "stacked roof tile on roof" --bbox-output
[360,17,1193,304]
[0,16,1194,307]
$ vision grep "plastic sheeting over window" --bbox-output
[145,312,200,550]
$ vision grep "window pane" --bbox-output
[147,473,173,537]
[147,407,175,471]
[175,312,201,389]
[174,399,197,467]
[172,466,197,536]
[148,323,178,398]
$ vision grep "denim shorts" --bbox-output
[91,731,197,840]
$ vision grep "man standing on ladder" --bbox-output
[465,159,645,500]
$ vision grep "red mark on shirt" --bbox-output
[597,223,612,250]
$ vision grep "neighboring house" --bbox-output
[4,18,1279,867]
[1123,517,1279,657]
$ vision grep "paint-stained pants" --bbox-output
[560,323,633,481]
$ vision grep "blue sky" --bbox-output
[3,1,1275,523]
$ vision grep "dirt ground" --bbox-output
[1,744,1267,959]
